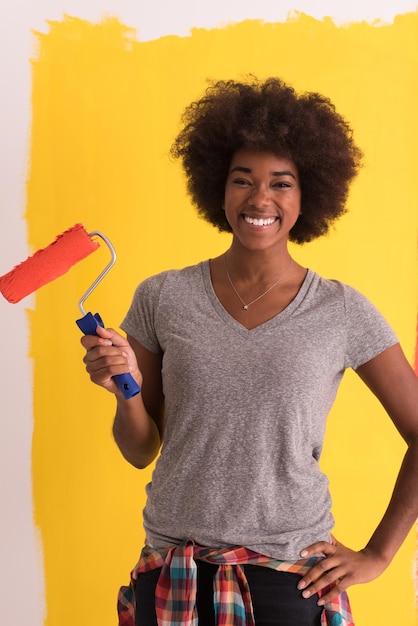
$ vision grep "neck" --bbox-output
[225,242,292,282]
[223,251,294,311]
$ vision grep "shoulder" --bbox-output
[306,271,396,333]
[308,272,398,368]
[309,272,377,309]
[121,262,207,349]
[134,261,206,299]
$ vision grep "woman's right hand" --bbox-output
[81,325,143,397]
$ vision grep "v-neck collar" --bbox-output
[200,260,315,339]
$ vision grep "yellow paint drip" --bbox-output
[28,13,418,625]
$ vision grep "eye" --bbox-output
[232,178,251,186]
[272,180,292,189]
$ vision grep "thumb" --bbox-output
[95,325,128,347]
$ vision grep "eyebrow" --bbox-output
[230,166,296,179]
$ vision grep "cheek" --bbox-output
[222,199,242,231]
[292,191,302,215]
[223,190,238,216]
[223,206,234,228]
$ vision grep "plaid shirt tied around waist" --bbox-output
[117,541,354,626]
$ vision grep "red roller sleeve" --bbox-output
[0,223,100,303]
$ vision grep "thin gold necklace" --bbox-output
[223,254,293,310]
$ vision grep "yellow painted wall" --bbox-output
[28,13,418,625]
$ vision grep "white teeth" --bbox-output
[244,216,276,226]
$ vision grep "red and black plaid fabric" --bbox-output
[118,541,355,626]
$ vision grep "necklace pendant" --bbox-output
[224,254,294,313]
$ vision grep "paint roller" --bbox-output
[0,223,141,399]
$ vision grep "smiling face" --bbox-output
[224,149,301,253]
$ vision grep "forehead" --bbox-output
[229,149,297,174]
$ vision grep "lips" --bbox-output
[243,215,278,227]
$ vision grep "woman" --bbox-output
[82,78,418,626]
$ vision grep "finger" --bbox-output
[316,577,349,606]
[81,335,112,353]
[80,325,126,347]
[91,360,133,381]
[300,540,336,558]
[298,553,340,590]
[84,344,129,368]
[95,325,112,339]
[97,326,129,348]
[85,352,132,389]
[299,565,347,599]
[81,325,114,349]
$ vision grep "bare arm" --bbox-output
[113,334,164,468]
[82,326,164,469]
[356,343,418,561]
[298,343,418,603]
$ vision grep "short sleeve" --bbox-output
[120,274,167,354]
[344,285,398,370]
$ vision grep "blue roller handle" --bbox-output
[76,312,141,399]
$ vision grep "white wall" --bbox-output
[0,2,416,624]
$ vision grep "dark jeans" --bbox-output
[135,560,322,626]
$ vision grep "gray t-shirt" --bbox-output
[121,261,398,560]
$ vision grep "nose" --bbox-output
[248,184,271,208]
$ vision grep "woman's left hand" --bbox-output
[297,537,387,605]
